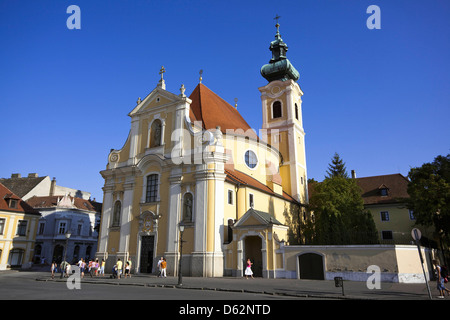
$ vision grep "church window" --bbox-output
[150,119,162,148]
[295,103,299,120]
[272,101,282,119]
[249,193,254,208]
[245,150,258,169]
[112,201,121,227]
[227,190,233,205]
[146,174,159,202]
[183,193,193,222]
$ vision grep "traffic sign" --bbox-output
[411,228,422,241]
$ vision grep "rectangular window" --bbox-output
[17,220,27,236]
[9,199,17,209]
[380,211,389,222]
[0,218,5,235]
[146,174,159,203]
[58,222,66,235]
[249,193,254,208]
[77,224,83,235]
[227,190,233,205]
[38,222,45,235]
[381,231,393,240]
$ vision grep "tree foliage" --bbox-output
[305,177,378,244]
[325,152,349,179]
[303,154,378,245]
[407,154,450,245]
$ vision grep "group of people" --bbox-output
[77,258,106,278]
[112,258,133,279]
[50,256,256,280]
[50,258,106,279]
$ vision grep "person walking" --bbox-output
[98,259,105,276]
[78,258,86,278]
[433,259,450,298]
[245,258,254,279]
[51,261,57,279]
[116,258,123,279]
[124,260,131,278]
[160,258,167,278]
[157,257,164,277]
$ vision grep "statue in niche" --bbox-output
[183,193,193,222]
[150,120,162,148]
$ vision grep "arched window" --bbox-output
[272,101,282,119]
[112,201,121,227]
[150,119,162,148]
[183,193,193,222]
[295,103,299,120]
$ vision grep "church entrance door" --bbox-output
[244,236,262,277]
[139,236,154,273]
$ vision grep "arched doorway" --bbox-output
[53,245,64,263]
[298,252,324,280]
[244,236,262,277]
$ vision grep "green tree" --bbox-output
[325,152,349,179]
[304,154,378,245]
[407,154,450,246]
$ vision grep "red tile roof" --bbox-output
[0,183,40,215]
[26,195,100,212]
[188,84,258,139]
[225,168,297,203]
[308,174,410,206]
[355,173,410,205]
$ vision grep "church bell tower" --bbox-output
[259,19,308,204]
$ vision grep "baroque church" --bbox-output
[96,22,308,278]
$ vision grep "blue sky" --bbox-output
[0,0,449,201]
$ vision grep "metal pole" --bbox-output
[178,230,183,286]
[416,240,432,300]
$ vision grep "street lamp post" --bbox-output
[178,224,185,286]
[61,230,71,278]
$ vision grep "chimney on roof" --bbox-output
[351,170,356,179]
[28,173,38,178]
[50,177,56,196]
[11,173,21,178]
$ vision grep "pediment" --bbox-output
[128,86,190,117]
[233,208,283,228]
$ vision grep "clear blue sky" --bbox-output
[1,0,449,201]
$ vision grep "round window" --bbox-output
[245,150,258,169]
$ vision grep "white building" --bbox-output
[27,194,101,264]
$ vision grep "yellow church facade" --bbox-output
[96,22,308,278]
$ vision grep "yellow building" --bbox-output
[0,183,40,270]
[96,22,307,277]
[355,173,434,244]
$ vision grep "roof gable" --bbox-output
[234,208,283,228]
[128,86,189,117]
[0,183,40,215]
[0,176,48,198]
